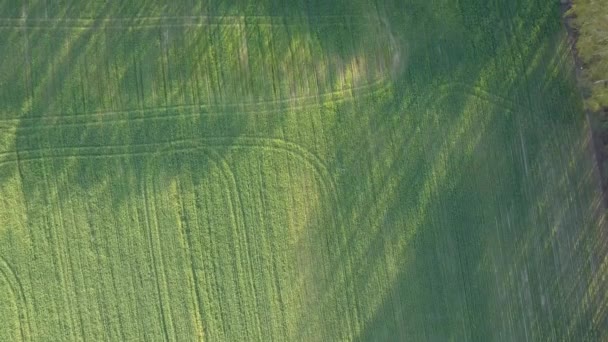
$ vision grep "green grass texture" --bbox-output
[0,0,606,340]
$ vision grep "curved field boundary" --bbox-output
[203,137,361,336]
[0,138,342,223]
[0,138,342,222]
[0,136,346,269]
[0,136,344,340]
[0,257,31,342]
[0,15,377,29]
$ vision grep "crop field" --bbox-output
[1,0,607,341]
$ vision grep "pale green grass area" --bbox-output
[0,0,607,341]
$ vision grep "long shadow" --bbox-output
[0,0,411,340]
[2,0,604,340]
[351,0,608,341]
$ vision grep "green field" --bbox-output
[1,0,607,340]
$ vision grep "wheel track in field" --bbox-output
[0,77,389,124]
[197,139,343,339]
[0,138,341,212]
[0,79,515,133]
[177,164,228,340]
[0,257,32,342]
[198,150,251,340]
[0,15,377,29]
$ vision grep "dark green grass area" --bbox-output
[0,0,607,341]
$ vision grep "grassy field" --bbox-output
[1,0,607,340]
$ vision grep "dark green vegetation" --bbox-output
[568,0,608,111]
[0,0,607,340]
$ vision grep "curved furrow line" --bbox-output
[0,139,202,166]
[0,257,31,342]
[0,135,359,337]
[208,139,344,335]
[0,138,341,212]
[149,146,258,340]
[158,148,247,339]
[204,137,342,222]
[201,137,361,333]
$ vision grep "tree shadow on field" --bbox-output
[323,0,608,341]
[0,0,424,340]
[3,0,606,340]
[5,0,390,201]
